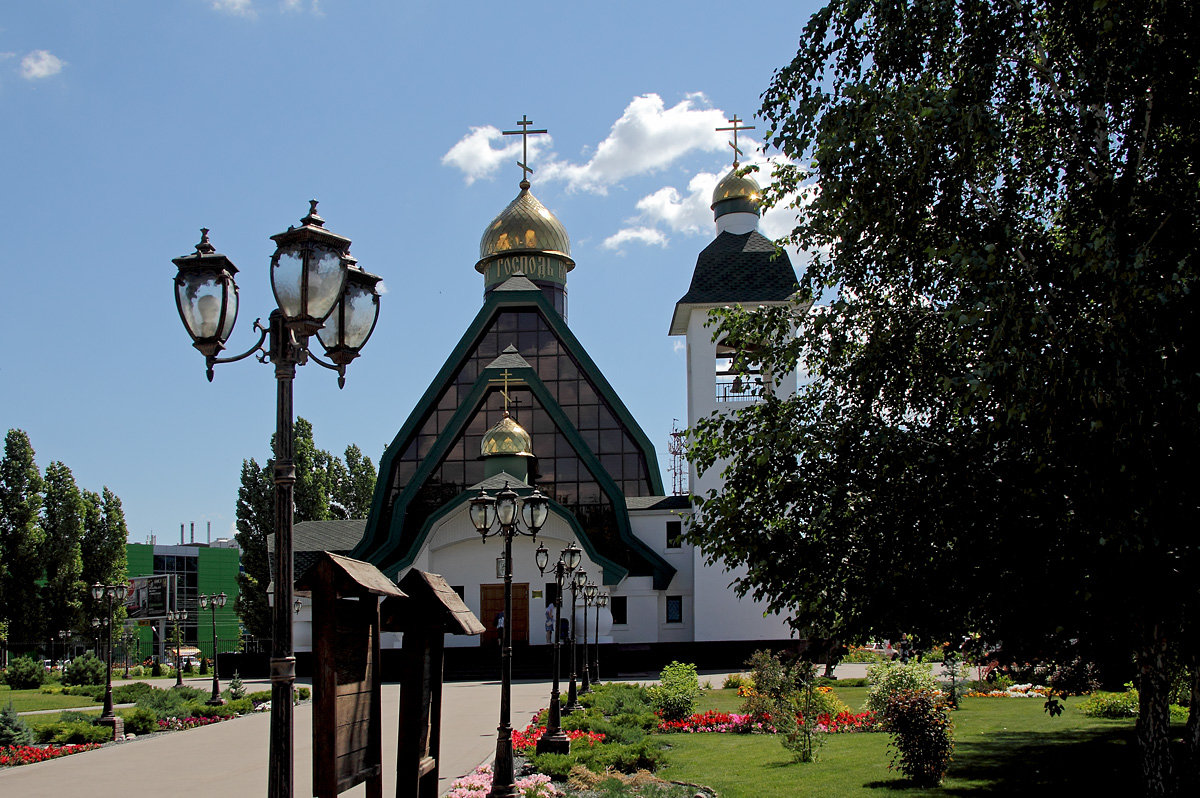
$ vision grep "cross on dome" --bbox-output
[502,114,548,188]
[716,114,756,167]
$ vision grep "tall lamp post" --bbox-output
[90,582,122,726]
[199,592,227,705]
[167,609,188,688]
[565,568,587,713]
[580,581,598,694]
[121,623,135,679]
[468,483,549,798]
[533,541,582,754]
[593,593,607,684]
[172,202,382,798]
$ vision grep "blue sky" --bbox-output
[1,1,819,542]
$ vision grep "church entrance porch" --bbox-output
[480,582,528,647]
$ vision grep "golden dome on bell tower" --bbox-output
[480,412,535,458]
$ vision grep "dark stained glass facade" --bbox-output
[374,307,659,576]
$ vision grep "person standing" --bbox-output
[545,604,555,644]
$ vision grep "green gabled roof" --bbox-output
[351,282,673,589]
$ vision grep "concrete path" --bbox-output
[0,677,550,797]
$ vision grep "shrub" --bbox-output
[647,661,700,722]
[297,686,311,701]
[38,719,112,745]
[0,703,35,746]
[62,684,105,701]
[573,738,665,774]
[247,689,272,704]
[63,653,107,686]
[199,658,208,675]
[228,672,246,700]
[526,752,575,780]
[865,661,939,713]
[127,665,145,678]
[881,689,954,787]
[741,650,802,719]
[4,656,46,690]
[586,683,653,716]
[124,707,159,735]
[1080,688,1139,718]
[151,660,162,677]
[843,646,887,663]
[136,686,194,719]
[111,682,156,703]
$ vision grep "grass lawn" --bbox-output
[0,685,101,713]
[659,688,1155,796]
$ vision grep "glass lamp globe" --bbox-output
[173,229,240,359]
[269,201,351,336]
[317,257,383,371]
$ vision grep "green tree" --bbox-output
[40,461,87,643]
[81,487,129,631]
[292,417,331,524]
[688,2,1197,794]
[234,458,273,639]
[337,444,377,519]
[0,429,46,649]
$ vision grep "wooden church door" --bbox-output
[480,583,528,646]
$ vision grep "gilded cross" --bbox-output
[716,114,756,167]
[498,368,513,412]
[502,115,548,185]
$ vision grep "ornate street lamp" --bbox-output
[565,567,587,713]
[199,592,227,705]
[593,593,608,684]
[173,201,382,798]
[90,582,123,727]
[534,541,582,755]
[121,622,136,679]
[469,483,549,798]
[580,581,598,694]
[167,609,188,688]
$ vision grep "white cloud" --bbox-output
[539,94,728,194]
[20,50,64,80]
[441,125,551,185]
[672,339,686,354]
[281,0,321,14]
[634,171,722,236]
[213,0,256,18]
[602,226,669,252]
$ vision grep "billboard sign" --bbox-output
[125,575,171,620]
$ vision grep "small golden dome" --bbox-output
[480,412,535,458]
[711,168,762,212]
[479,183,571,260]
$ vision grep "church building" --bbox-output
[293,122,803,668]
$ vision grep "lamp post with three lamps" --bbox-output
[167,609,188,688]
[565,568,587,713]
[592,592,607,684]
[580,581,598,694]
[90,582,123,727]
[172,201,382,798]
[468,483,549,798]
[199,592,227,705]
[533,541,582,754]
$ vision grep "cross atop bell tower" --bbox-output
[502,115,548,189]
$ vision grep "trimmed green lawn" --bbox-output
[661,689,1154,796]
[0,685,101,713]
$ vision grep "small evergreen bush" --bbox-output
[526,752,575,779]
[0,703,35,746]
[124,707,159,735]
[112,682,156,703]
[5,656,46,690]
[63,653,107,686]
[647,661,701,721]
[199,657,208,675]
[881,689,954,786]
[151,660,162,677]
[38,719,112,745]
[865,661,939,713]
[228,672,246,700]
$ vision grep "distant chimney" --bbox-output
[207,521,211,544]
[180,523,185,545]
[190,522,195,544]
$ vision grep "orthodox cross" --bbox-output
[498,368,514,413]
[502,115,548,185]
[716,114,755,167]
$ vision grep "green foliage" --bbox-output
[134,685,203,719]
[227,671,246,700]
[1080,689,1139,719]
[37,717,112,744]
[111,682,155,703]
[866,662,939,714]
[199,657,208,675]
[124,707,158,735]
[61,683,105,699]
[842,648,888,664]
[40,460,87,635]
[5,655,45,690]
[722,673,749,689]
[646,661,700,721]
[296,686,311,701]
[526,752,575,780]
[583,682,653,716]
[0,429,46,644]
[62,653,106,686]
[234,458,274,639]
[881,689,954,787]
[0,702,35,746]
[740,649,803,719]
[151,660,162,677]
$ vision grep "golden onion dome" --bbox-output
[480,412,535,458]
[711,168,762,218]
[479,181,571,260]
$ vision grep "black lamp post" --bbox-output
[121,623,135,679]
[580,581,598,694]
[199,592,227,705]
[593,593,607,685]
[173,202,381,798]
[565,568,587,713]
[90,582,122,724]
[534,541,582,755]
[168,609,188,688]
[468,483,549,798]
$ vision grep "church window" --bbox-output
[666,520,682,549]
[610,596,628,625]
[665,596,683,624]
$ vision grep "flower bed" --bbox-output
[157,715,232,731]
[447,764,559,798]
[0,743,101,767]
[964,683,1049,698]
[511,714,606,753]
[658,709,879,735]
